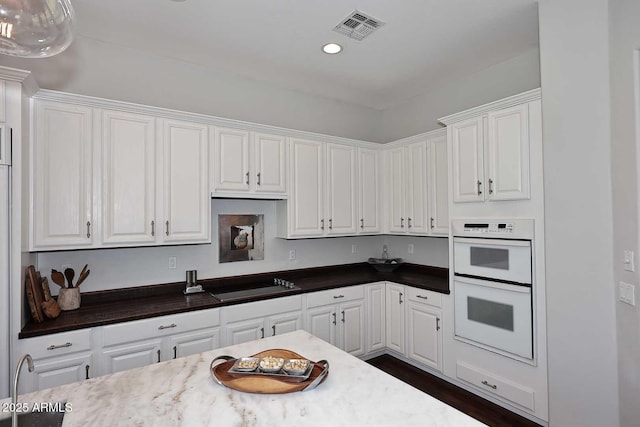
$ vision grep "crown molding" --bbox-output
[438,88,541,125]
[383,127,446,149]
[0,66,39,95]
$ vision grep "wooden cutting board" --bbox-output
[25,265,46,323]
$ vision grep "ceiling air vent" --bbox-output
[333,10,385,41]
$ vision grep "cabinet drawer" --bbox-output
[19,329,92,359]
[406,287,442,308]
[456,361,535,411]
[223,295,302,323]
[306,286,364,308]
[102,308,220,346]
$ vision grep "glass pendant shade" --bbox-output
[0,0,75,58]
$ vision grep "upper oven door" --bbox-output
[453,237,532,284]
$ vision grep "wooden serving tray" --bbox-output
[210,349,329,394]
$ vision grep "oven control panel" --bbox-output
[463,222,514,234]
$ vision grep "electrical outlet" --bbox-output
[351,244,357,254]
[168,256,177,269]
[289,250,296,261]
[624,250,635,272]
[619,282,636,306]
[408,244,414,254]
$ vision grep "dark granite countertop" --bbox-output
[20,262,448,339]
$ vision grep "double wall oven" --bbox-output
[452,219,534,360]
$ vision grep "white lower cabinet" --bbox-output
[17,329,94,394]
[304,286,365,357]
[385,283,443,372]
[223,295,303,346]
[365,282,386,354]
[100,308,221,375]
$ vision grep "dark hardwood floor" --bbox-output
[367,354,541,427]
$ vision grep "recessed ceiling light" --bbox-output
[322,43,342,54]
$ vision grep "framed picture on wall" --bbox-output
[218,214,265,263]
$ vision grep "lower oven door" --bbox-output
[454,276,533,359]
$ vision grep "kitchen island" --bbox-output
[2,330,483,426]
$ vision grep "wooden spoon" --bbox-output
[51,270,66,288]
[78,264,88,281]
[76,269,90,288]
[64,268,75,288]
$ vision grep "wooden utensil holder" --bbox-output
[58,287,80,311]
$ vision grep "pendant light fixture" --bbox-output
[0,0,75,58]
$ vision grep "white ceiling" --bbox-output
[73,0,539,110]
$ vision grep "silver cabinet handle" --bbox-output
[47,342,72,351]
[488,178,494,194]
[260,327,265,339]
[333,295,344,299]
[257,172,261,186]
[341,310,345,323]
[165,220,170,236]
[158,323,177,330]
[85,365,90,380]
[320,219,324,230]
[400,217,404,228]
[329,219,333,230]
[399,292,403,305]
[245,171,250,185]
[430,217,434,229]
[481,380,497,390]
[86,221,91,238]
[407,217,412,228]
[272,325,276,336]
[416,295,429,300]
[157,350,161,363]
[436,317,441,331]
[173,346,177,359]
[360,218,364,229]
[477,180,482,195]
[151,220,155,236]
[332,313,337,325]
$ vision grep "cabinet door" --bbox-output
[358,148,380,233]
[21,353,92,394]
[268,311,303,337]
[407,303,441,371]
[325,143,357,235]
[428,134,449,235]
[405,141,428,233]
[160,119,210,243]
[101,110,156,245]
[339,300,365,356]
[385,283,405,354]
[254,132,287,194]
[304,305,337,347]
[32,100,93,249]
[167,328,220,360]
[226,318,266,345]
[213,127,250,192]
[366,283,386,353]
[486,104,530,201]
[289,139,324,236]
[102,339,162,374]
[387,147,405,233]
[450,117,484,203]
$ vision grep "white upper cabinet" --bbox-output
[446,98,534,203]
[287,138,324,237]
[31,100,94,250]
[357,148,380,234]
[384,131,447,236]
[31,95,212,250]
[427,134,449,235]
[160,119,210,243]
[212,127,287,197]
[325,143,357,235]
[254,132,287,194]
[486,104,530,201]
[212,127,250,192]
[101,110,156,245]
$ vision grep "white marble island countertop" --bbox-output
[6,331,485,426]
